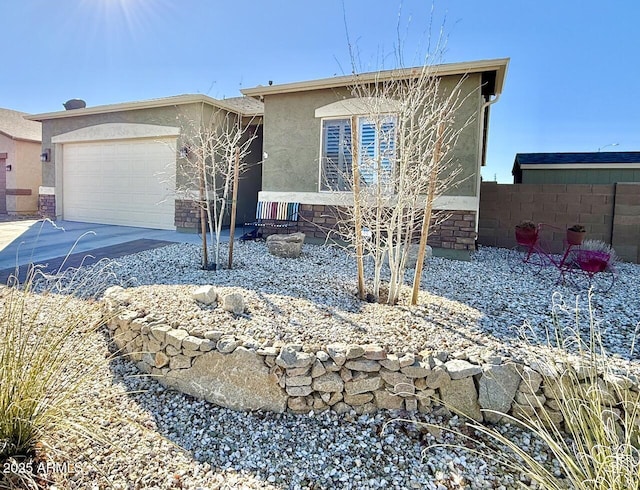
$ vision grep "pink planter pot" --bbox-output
[515,228,538,246]
[567,229,586,246]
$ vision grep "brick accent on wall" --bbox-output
[292,204,477,250]
[478,182,640,263]
[38,194,56,220]
[175,200,202,230]
[429,211,477,250]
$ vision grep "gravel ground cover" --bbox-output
[110,241,640,362]
[7,241,640,489]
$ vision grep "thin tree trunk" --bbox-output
[228,147,240,269]
[203,151,216,270]
[199,164,208,270]
[411,121,444,305]
[351,115,366,300]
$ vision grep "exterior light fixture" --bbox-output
[179,146,190,158]
[5,165,11,171]
[40,149,51,162]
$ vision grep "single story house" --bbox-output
[27,95,263,230]
[0,108,42,215]
[26,57,508,251]
[512,152,640,184]
[241,58,509,250]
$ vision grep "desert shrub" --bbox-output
[0,268,119,486]
[449,292,639,489]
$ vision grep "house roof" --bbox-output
[241,58,510,97]
[0,108,41,142]
[515,152,640,165]
[513,152,640,173]
[26,94,264,122]
[219,96,265,116]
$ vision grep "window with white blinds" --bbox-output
[321,118,352,191]
[358,116,396,186]
[320,115,397,191]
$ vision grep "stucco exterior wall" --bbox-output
[521,168,640,185]
[450,74,482,196]
[0,134,15,214]
[12,140,41,213]
[39,103,263,228]
[0,134,16,160]
[41,104,197,187]
[260,73,483,198]
[0,135,41,214]
[262,87,351,193]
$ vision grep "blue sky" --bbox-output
[1,0,638,182]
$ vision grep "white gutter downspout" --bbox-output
[474,93,501,237]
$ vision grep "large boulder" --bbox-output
[103,285,132,305]
[478,363,521,423]
[266,232,305,258]
[164,347,287,412]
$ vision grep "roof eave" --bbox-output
[0,130,40,143]
[519,163,640,169]
[26,94,263,122]
[241,58,510,97]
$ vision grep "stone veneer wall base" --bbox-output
[293,204,477,251]
[38,194,56,220]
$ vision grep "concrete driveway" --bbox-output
[0,219,225,274]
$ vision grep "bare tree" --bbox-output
[177,104,259,269]
[324,62,473,305]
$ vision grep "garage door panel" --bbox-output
[63,138,176,230]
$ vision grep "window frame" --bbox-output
[318,117,353,192]
[318,113,398,192]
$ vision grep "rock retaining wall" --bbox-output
[103,286,638,427]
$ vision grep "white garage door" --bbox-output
[62,138,176,230]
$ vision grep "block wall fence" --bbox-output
[477,182,640,263]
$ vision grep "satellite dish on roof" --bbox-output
[63,99,86,110]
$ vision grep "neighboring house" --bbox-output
[0,108,42,215]
[27,95,263,231]
[241,58,509,250]
[513,152,640,184]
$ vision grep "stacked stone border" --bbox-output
[103,286,638,426]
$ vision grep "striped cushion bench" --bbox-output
[245,201,300,235]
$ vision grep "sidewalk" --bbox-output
[0,219,230,272]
